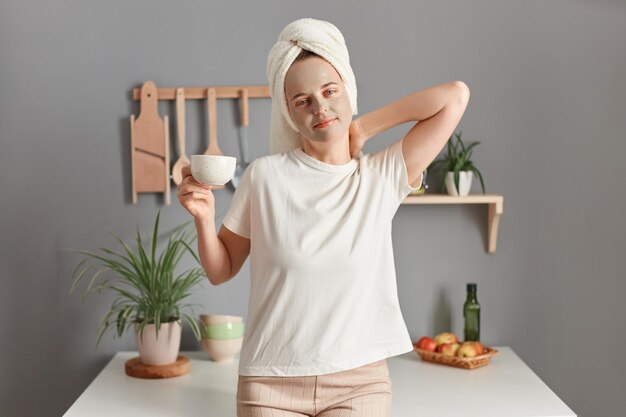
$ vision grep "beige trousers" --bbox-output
[236,359,392,417]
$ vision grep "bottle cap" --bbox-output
[467,283,477,292]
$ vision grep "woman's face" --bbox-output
[284,57,352,145]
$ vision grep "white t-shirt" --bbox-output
[223,139,422,376]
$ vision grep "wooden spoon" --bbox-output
[171,88,189,185]
[204,87,223,156]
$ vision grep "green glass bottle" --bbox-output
[463,283,480,342]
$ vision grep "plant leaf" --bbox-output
[151,210,161,269]
[472,167,486,193]
[182,312,202,341]
[70,263,94,294]
[178,240,202,265]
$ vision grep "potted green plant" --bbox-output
[67,210,206,365]
[429,130,486,196]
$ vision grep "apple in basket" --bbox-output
[438,342,460,357]
[434,332,458,346]
[414,336,437,352]
[456,341,483,358]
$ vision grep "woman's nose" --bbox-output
[312,99,328,115]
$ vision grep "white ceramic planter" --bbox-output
[134,320,182,365]
[446,171,473,196]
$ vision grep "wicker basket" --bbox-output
[413,345,499,370]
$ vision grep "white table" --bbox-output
[64,347,576,417]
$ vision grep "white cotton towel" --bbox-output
[266,18,358,155]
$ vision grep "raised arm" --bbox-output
[354,81,470,187]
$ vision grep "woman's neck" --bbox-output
[300,134,352,165]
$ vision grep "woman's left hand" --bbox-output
[349,118,367,158]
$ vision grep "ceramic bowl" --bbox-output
[201,322,245,340]
[190,155,236,185]
[198,315,244,362]
[199,314,243,325]
[201,337,243,362]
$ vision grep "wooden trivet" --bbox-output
[124,355,190,379]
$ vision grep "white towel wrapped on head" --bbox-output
[266,18,358,155]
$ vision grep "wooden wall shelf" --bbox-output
[401,193,503,253]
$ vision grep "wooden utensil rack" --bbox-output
[132,86,270,101]
[130,83,270,205]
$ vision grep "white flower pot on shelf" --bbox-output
[134,320,182,365]
[446,171,473,197]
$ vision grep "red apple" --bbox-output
[438,342,460,357]
[415,336,437,352]
[473,342,485,355]
[456,342,480,358]
[434,332,458,346]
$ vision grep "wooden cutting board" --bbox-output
[130,80,171,205]
[125,355,190,379]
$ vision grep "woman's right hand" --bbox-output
[177,165,215,221]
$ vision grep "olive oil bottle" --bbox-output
[463,283,480,341]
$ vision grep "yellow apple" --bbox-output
[456,342,480,358]
[434,332,458,346]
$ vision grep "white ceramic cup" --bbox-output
[190,155,236,185]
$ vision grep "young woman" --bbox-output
[177,19,469,417]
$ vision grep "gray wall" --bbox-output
[1,1,624,416]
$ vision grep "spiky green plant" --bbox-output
[429,130,486,194]
[66,210,206,350]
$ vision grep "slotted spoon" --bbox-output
[230,89,249,189]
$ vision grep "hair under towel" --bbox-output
[266,18,358,155]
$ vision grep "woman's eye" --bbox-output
[295,90,337,107]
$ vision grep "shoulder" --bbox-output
[360,141,402,169]
[243,150,294,183]
[251,150,295,171]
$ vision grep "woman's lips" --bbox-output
[314,118,337,128]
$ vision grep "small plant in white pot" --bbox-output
[67,210,205,365]
[429,131,486,196]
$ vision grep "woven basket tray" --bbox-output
[413,346,499,370]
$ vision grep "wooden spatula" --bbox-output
[171,88,190,186]
[204,87,224,189]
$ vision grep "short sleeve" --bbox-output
[222,160,255,239]
[366,140,423,204]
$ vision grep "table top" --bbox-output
[63,347,576,417]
